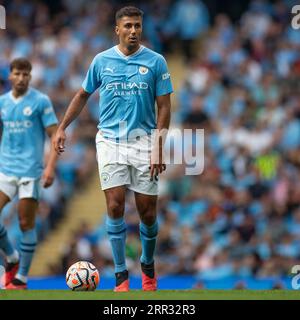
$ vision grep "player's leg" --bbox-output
[0,191,20,288]
[96,132,131,291]
[104,186,129,292]
[6,177,40,289]
[128,135,159,290]
[0,174,20,287]
[0,192,16,259]
[134,192,158,291]
[6,198,38,289]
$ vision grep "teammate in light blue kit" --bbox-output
[54,6,173,292]
[0,58,58,289]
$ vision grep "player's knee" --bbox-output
[140,210,156,226]
[107,200,124,218]
[138,200,157,225]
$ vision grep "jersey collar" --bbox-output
[114,45,144,59]
[9,87,31,104]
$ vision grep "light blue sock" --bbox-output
[139,221,158,265]
[106,216,127,273]
[0,223,14,257]
[18,228,37,277]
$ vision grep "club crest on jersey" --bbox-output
[23,106,32,116]
[101,172,110,183]
[139,66,148,75]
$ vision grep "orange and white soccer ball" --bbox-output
[66,261,100,291]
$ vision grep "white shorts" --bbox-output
[0,172,41,201]
[95,131,158,195]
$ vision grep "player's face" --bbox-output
[9,68,31,95]
[115,16,142,51]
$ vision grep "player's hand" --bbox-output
[42,167,55,188]
[150,147,166,181]
[53,128,66,155]
[149,163,166,181]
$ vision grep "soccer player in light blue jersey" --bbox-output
[54,6,173,292]
[0,58,58,289]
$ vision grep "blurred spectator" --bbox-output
[163,0,210,60]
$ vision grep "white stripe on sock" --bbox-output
[7,249,19,263]
[15,273,27,283]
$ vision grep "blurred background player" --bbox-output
[54,6,173,292]
[0,58,58,289]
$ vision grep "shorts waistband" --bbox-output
[97,131,152,143]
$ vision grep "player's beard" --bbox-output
[127,33,140,49]
[15,84,28,96]
[127,40,140,53]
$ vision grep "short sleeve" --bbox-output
[39,95,58,128]
[155,55,173,97]
[82,56,102,94]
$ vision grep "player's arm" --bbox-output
[150,93,171,180]
[43,124,58,188]
[53,88,91,155]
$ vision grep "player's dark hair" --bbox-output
[10,58,32,72]
[115,6,143,23]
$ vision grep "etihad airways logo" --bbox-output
[106,82,149,90]
[3,120,33,133]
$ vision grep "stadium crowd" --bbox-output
[1,0,300,286]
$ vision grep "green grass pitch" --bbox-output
[1,289,300,300]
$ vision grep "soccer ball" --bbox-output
[66,261,100,291]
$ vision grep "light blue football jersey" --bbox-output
[82,45,173,140]
[0,87,58,178]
